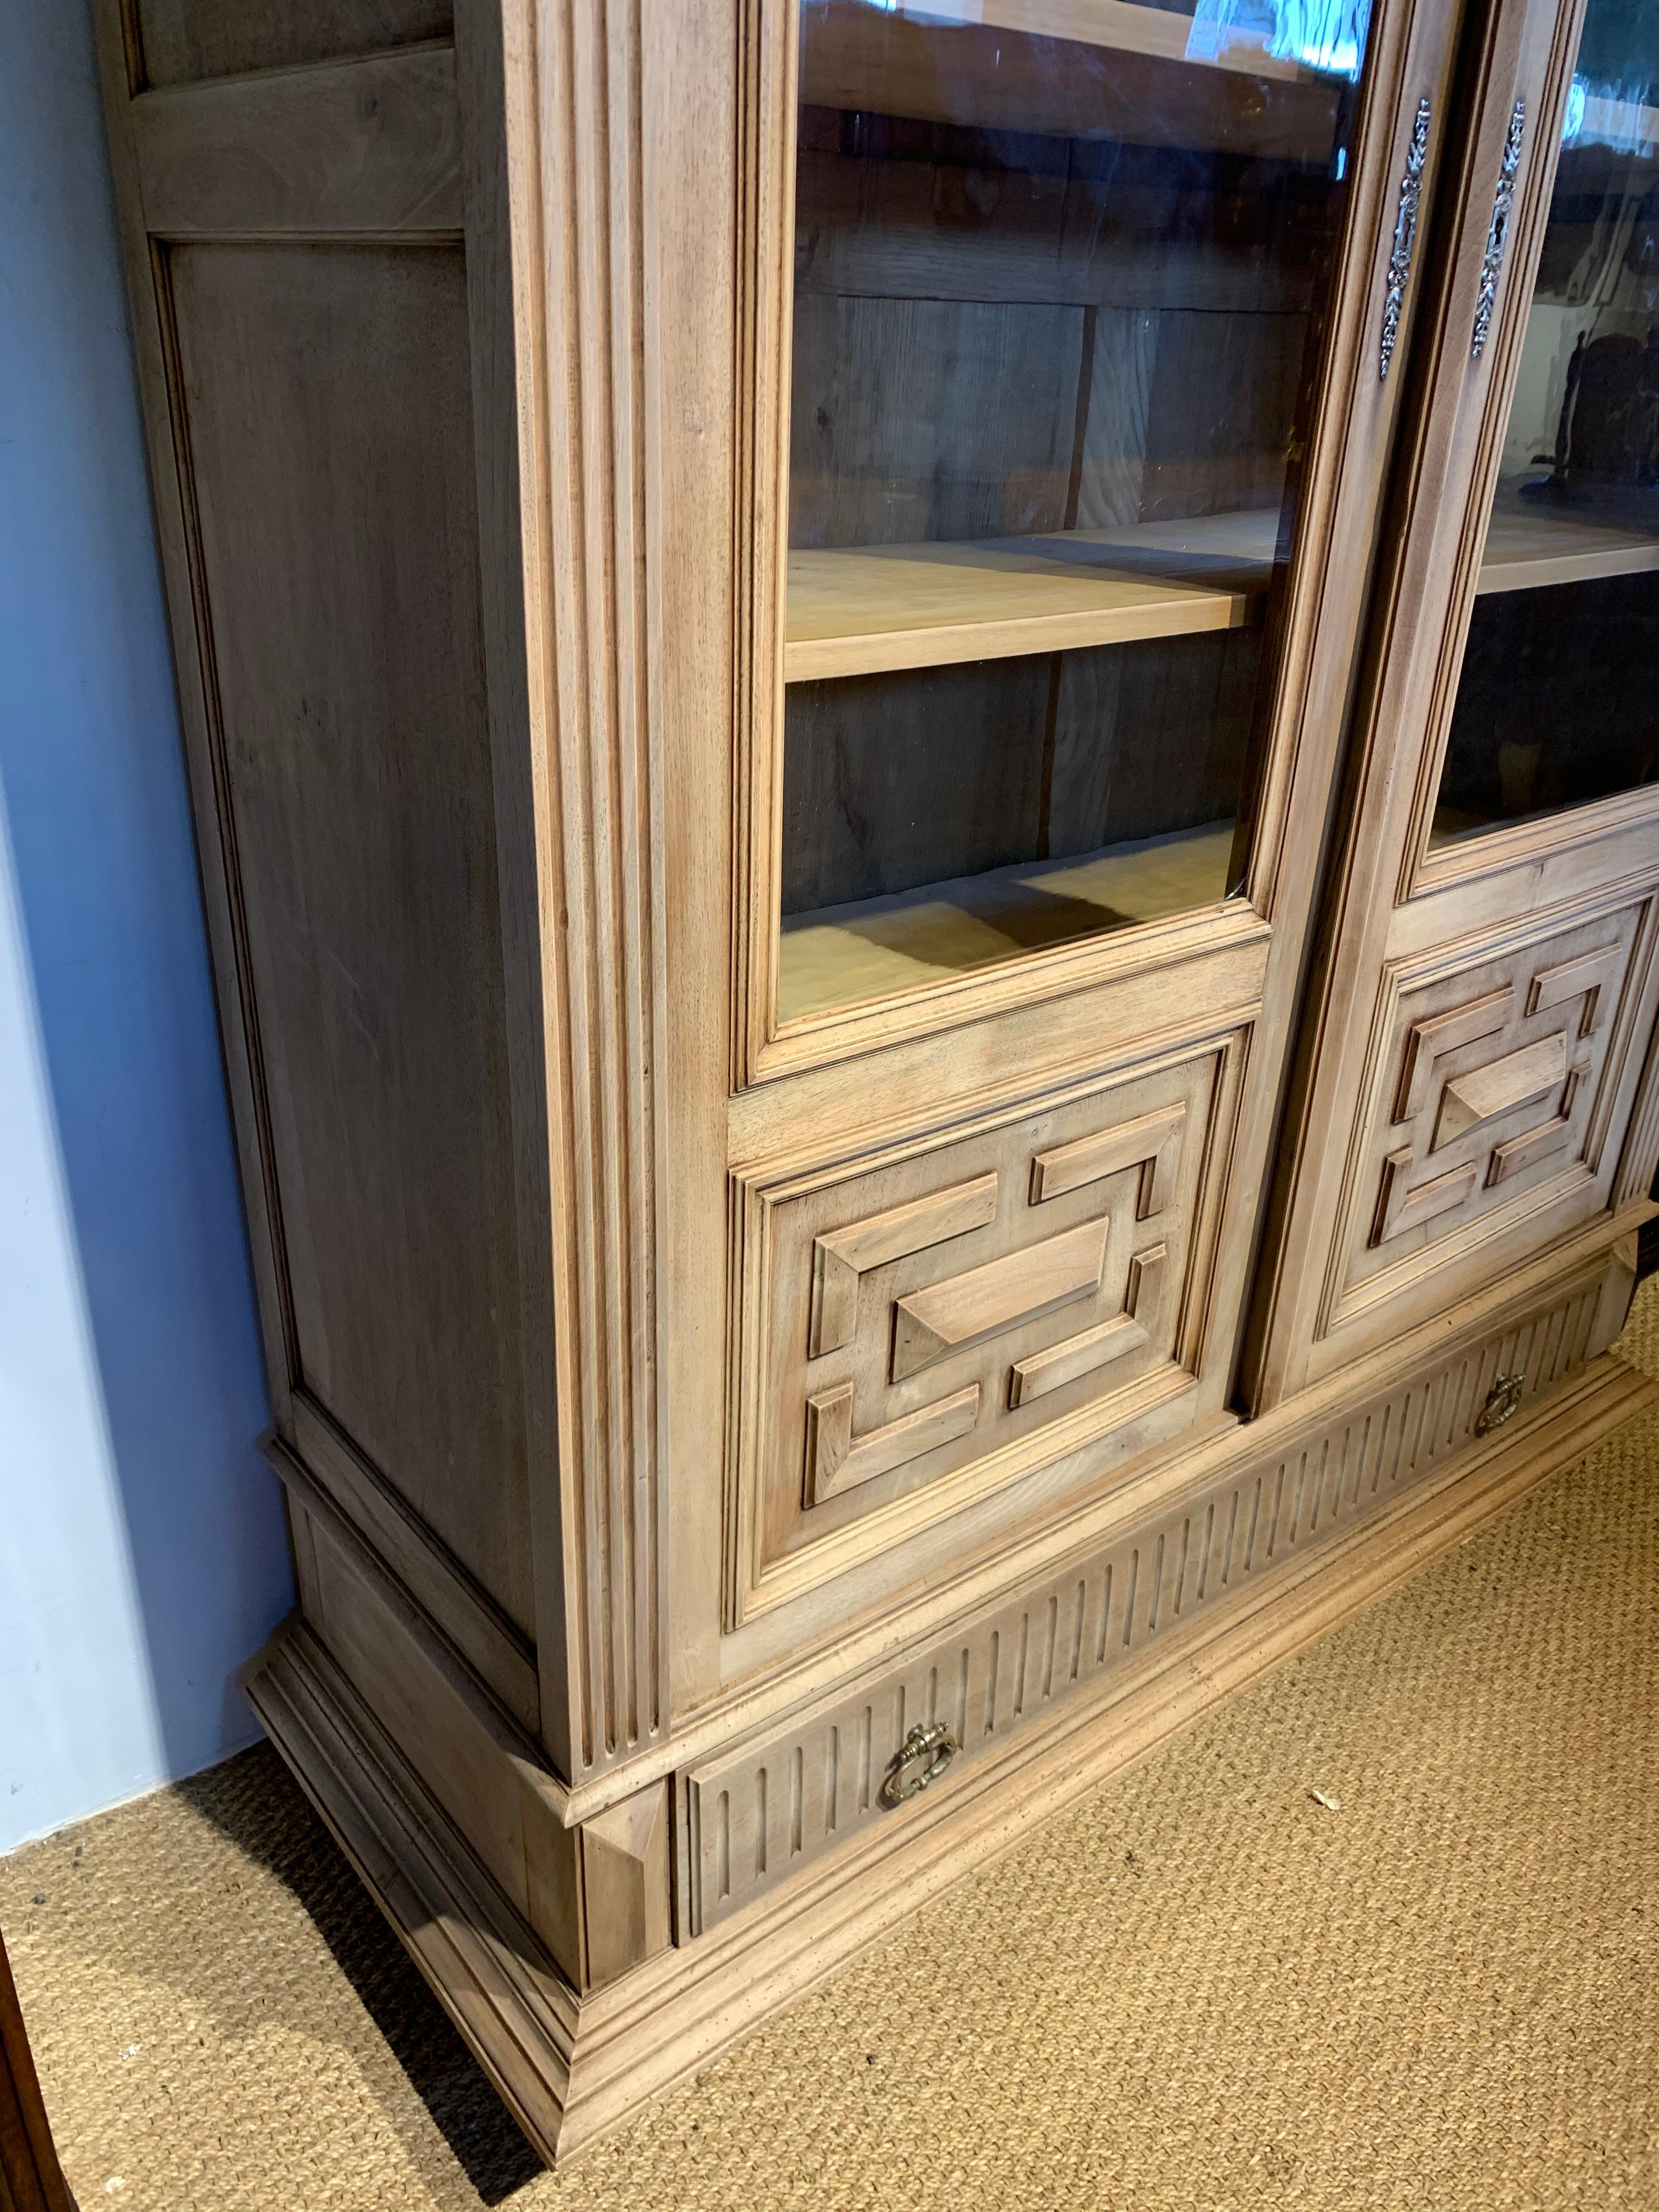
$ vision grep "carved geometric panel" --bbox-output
[1339,895,1655,1316]
[733,1045,1239,1620]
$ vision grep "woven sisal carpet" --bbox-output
[5,1288,1659,2211]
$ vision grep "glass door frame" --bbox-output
[731,0,1468,1093]
[1390,0,1659,905]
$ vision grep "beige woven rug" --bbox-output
[6,1286,1659,2212]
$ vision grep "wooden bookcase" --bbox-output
[93,0,1659,2162]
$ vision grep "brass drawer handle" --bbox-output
[880,1721,958,1808]
[1380,96,1432,381]
[1477,1371,1525,1434]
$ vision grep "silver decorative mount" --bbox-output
[1380,97,1432,382]
[1471,99,1526,360]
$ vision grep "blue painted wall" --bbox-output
[0,1,291,1853]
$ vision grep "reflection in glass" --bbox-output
[1434,0,1659,843]
[777,0,1373,1023]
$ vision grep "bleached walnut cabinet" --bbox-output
[95,0,1659,2160]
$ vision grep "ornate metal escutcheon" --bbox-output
[1380,97,1432,381]
[880,1720,960,1808]
[1476,1370,1526,1435]
[1471,99,1526,359]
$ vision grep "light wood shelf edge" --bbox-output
[783,495,1659,684]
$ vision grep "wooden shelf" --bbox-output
[1479,481,1659,596]
[785,486,1659,685]
[778,818,1238,1022]
[799,1,1344,160]
[785,511,1279,684]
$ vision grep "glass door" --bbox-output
[1433,0,1659,842]
[776,0,1380,1024]
[709,0,1469,1675]
[1242,0,1659,1410]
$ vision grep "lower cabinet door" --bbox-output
[1315,878,1659,1376]
[727,1027,1252,1641]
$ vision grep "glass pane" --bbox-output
[777,0,1375,1023]
[1432,0,1659,845]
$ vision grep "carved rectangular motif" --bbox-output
[1345,898,1656,1311]
[735,1047,1235,1618]
[811,1176,998,1358]
[1009,1242,1167,1407]
[891,1218,1109,1381]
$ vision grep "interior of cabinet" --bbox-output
[1432,57,1659,844]
[775,0,1374,1023]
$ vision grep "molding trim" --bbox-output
[243,1621,579,2156]
[276,1409,540,1734]
[509,0,669,1779]
[1615,1009,1659,1210]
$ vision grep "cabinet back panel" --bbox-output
[134,0,453,88]
[782,628,1258,915]
[167,240,534,1638]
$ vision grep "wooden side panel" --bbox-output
[166,240,535,1637]
[0,1932,76,2212]
[132,47,464,236]
[133,0,453,89]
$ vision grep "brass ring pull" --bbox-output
[880,1720,958,1808]
[1477,1371,1525,1435]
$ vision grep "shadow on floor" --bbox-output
[180,1745,545,2205]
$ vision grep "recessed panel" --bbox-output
[170,241,534,1637]
[136,0,452,88]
